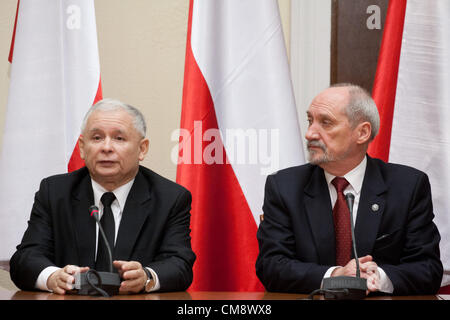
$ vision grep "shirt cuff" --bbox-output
[146,267,161,292]
[35,266,61,292]
[321,266,340,288]
[377,267,394,293]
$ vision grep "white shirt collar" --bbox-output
[324,155,367,195]
[91,178,135,212]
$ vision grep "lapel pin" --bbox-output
[371,204,379,212]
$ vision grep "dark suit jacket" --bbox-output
[10,166,196,292]
[256,156,443,295]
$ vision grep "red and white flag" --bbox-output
[0,0,102,260]
[177,0,304,291]
[368,0,450,292]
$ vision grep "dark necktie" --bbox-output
[331,177,352,266]
[95,192,116,272]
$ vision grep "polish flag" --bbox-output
[368,0,450,293]
[0,0,102,260]
[177,0,304,291]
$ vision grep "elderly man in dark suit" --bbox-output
[256,84,443,295]
[10,99,195,294]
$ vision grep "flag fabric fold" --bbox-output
[368,0,450,292]
[0,0,102,260]
[177,0,304,291]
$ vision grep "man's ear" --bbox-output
[356,122,372,145]
[138,138,149,161]
[78,135,86,160]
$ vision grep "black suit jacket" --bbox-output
[10,166,196,292]
[256,156,443,295]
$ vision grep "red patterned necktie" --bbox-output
[331,177,351,266]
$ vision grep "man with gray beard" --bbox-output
[256,84,443,296]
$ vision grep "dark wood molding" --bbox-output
[330,0,388,93]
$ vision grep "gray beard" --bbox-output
[307,140,351,165]
[307,140,332,164]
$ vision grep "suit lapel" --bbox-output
[71,173,96,268]
[114,170,152,261]
[304,167,336,265]
[355,156,387,256]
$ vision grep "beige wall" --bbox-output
[94,0,190,180]
[0,0,291,182]
[0,1,16,163]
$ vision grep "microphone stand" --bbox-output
[321,193,367,300]
[72,206,121,297]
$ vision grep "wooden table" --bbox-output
[0,288,448,300]
[1,289,448,319]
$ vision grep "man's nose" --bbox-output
[101,137,114,151]
[305,123,319,141]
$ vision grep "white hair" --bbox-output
[331,83,380,141]
[80,98,147,138]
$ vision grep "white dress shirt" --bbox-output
[321,156,394,293]
[35,178,160,292]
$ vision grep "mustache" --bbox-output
[307,140,326,151]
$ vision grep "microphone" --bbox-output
[319,192,367,300]
[89,205,113,273]
[72,205,121,297]
[345,193,361,278]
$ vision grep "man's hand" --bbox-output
[331,255,373,277]
[47,265,89,295]
[331,255,381,293]
[361,260,381,292]
[113,260,147,294]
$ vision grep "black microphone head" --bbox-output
[345,193,355,201]
[345,193,355,213]
[89,205,100,221]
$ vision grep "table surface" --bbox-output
[1,289,449,300]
